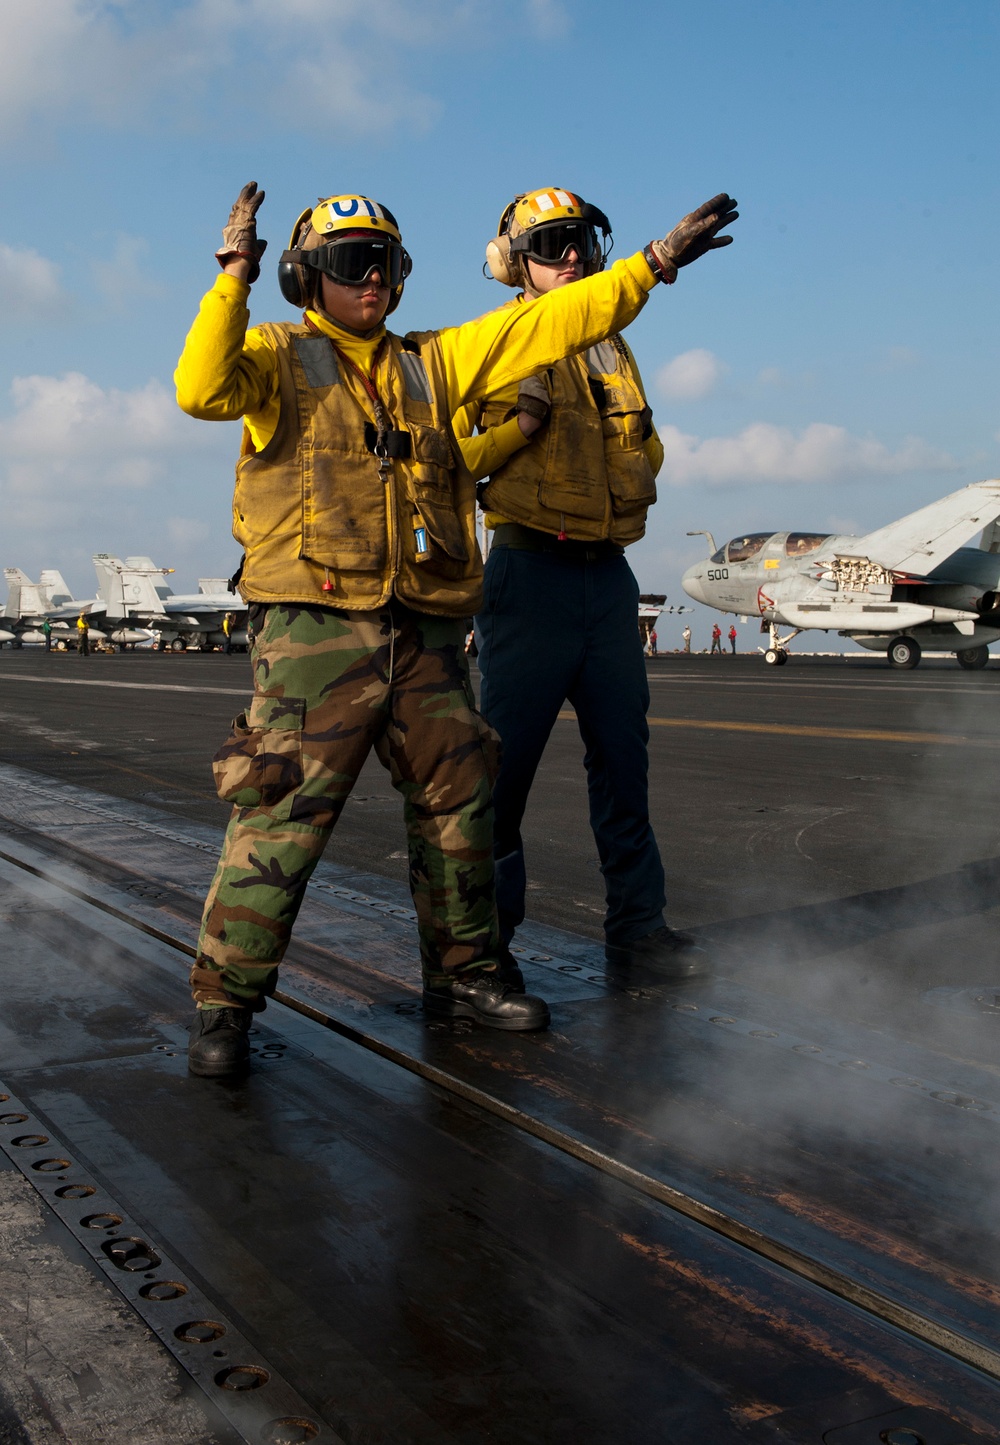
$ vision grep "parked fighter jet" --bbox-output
[2,559,245,649]
[681,480,1000,668]
[4,567,77,619]
[92,555,247,650]
[0,567,108,646]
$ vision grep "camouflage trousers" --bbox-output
[191,601,502,1009]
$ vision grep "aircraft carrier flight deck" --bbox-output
[1,648,999,1443]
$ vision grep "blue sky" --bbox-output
[1,0,997,644]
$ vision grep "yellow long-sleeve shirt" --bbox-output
[175,254,658,445]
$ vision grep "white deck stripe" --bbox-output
[0,673,248,696]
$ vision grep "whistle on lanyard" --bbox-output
[412,513,431,561]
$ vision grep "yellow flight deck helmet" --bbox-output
[485,187,612,288]
[278,194,412,313]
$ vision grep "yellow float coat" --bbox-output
[453,297,663,546]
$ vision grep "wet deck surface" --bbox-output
[0,650,999,1442]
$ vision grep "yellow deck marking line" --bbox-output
[557,711,1000,748]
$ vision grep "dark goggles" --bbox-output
[510,220,601,265]
[301,235,410,288]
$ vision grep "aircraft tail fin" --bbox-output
[850,479,1000,575]
[39,569,74,607]
[125,557,174,598]
[4,568,30,617]
[197,578,232,595]
[3,567,49,619]
[93,554,167,617]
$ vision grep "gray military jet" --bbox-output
[2,558,246,650]
[0,567,113,647]
[681,479,1000,668]
[92,555,247,650]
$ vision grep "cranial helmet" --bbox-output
[485,187,612,289]
[278,194,412,313]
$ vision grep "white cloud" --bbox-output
[0,1,113,135]
[0,0,492,141]
[0,371,224,530]
[0,244,66,319]
[3,373,181,463]
[657,421,959,488]
[655,349,726,401]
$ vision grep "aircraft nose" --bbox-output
[682,564,706,605]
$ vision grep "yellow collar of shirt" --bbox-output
[304,309,387,373]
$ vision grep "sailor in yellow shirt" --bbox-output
[175,181,734,1076]
[453,188,738,983]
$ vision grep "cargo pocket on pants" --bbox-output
[212,695,307,809]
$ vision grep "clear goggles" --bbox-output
[511,221,601,265]
[302,235,410,288]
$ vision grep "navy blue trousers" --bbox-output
[476,546,666,946]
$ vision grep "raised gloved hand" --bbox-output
[516,374,550,438]
[215,182,268,283]
[646,193,738,284]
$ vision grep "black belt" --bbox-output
[491,523,623,562]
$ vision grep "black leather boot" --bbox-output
[604,925,709,980]
[423,972,549,1031]
[187,1007,253,1077]
[498,945,526,992]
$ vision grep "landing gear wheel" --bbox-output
[764,648,788,666]
[169,638,186,653]
[956,644,989,670]
[888,636,920,669]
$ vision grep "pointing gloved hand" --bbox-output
[515,374,550,438]
[646,193,739,284]
[215,181,268,283]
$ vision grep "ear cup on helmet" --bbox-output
[485,234,518,287]
[278,250,312,307]
[280,207,318,309]
[485,197,525,289]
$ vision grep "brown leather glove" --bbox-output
[516,374,551,425]
[215,181,268,283]
[646,193,738,283]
